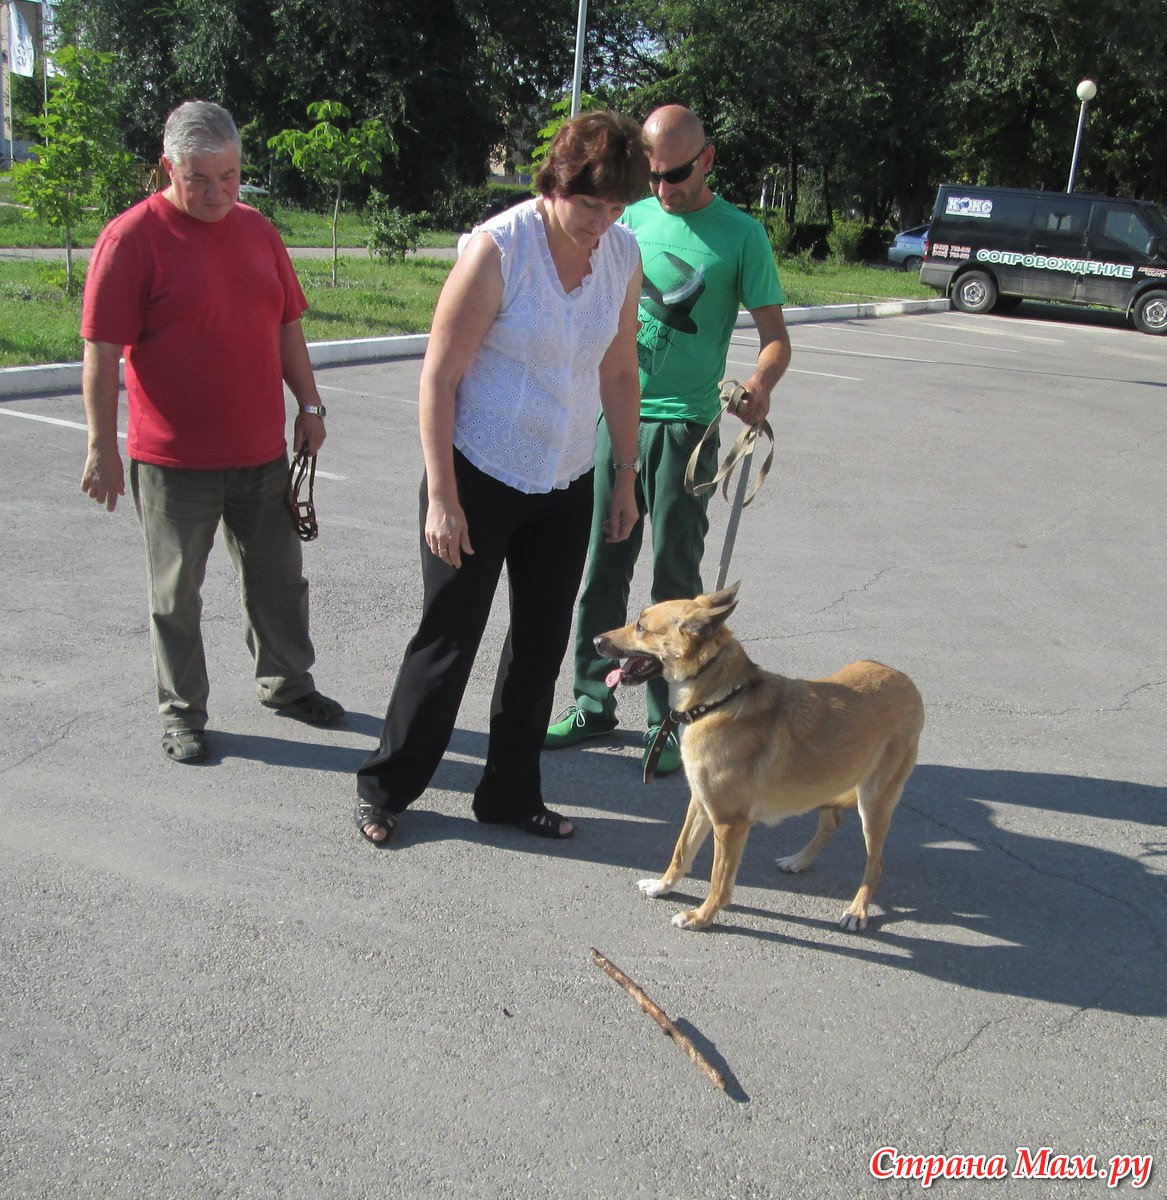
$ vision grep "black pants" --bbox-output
[357,451,595,820]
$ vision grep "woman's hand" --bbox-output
[425,493,474,568]
[416,230,501,572]
[598,265,643,546]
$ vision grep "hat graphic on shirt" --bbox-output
[640,252,705,334]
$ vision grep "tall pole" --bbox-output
[1066,79,1097,193]
[570,0,588,117]
[41,0,48,114]
[1,1,11,168]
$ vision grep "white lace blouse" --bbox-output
[453,198,640,494]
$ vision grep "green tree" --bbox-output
[268,101,396,286]
[366,191,429,261]
[56,0,600,210]
[524,91,605,178]
[51,0,1167,236]
[626,0,959,225]
[12,45,141,294]
[951,0,1167,199]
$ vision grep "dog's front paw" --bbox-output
[776,854,808,874]
[838,910,868,933]
[671,909,712,930]
[638,878,672,898]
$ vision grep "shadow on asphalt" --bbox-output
[208,715,1165,1019]
[512,752,1166,1020]
[666,764,1165,1020]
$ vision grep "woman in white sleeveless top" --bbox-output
[357,112,648,845]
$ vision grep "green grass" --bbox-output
[0,260,87,366]
[0,255,458,367]
[0,177,460,250]
[0,199,105,247]
[296,256,455,340]
[782,261,935,306]
[270,207,459,250]
[0,243,933,368]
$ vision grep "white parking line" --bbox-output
[787,343,946,365]
[799,325,1021,353]
[0,407,347,479]
[724,350,861,381]
[787,367,863,381]
[317,382,417,407]
[915,317,1063,343]
[0,410,111,435]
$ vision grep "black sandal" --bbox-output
[477,809,575,839]
[355,798,397,848]
[161,728,209,764]
[264,690,345,727]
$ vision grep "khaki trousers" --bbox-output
[130,457,317,731]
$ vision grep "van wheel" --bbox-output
[952,270,998,314]
[903,255,922,273]
[1132,290,1167,335]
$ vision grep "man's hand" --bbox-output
[603,474,640,542]
[736,304,790,426]
[732,381,773,426]
[293,412,326,456]
[81,446,126,512]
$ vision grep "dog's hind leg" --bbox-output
[639,796,711,899]
[672,818,752,930]
[840,744,918,932]
[776,793,853,874]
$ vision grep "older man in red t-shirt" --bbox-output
[81,100,342,764]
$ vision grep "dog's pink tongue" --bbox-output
[605,666,623,689]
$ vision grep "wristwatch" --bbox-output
[613,458,641,474]
[300,404,326,418]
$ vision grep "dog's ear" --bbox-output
[704,581,741,608]
[683,583,740,636]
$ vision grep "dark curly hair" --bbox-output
[536,111,649,205]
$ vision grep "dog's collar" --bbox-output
[672,683,747,725]
[643,684,748,783]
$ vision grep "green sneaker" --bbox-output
[544,704,617,749]
[642,725,682,776]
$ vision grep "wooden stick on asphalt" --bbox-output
[590,948,727,1091]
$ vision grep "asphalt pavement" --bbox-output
[2,302,1164,1199]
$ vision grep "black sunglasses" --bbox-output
[648,143,709,186]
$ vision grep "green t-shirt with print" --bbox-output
[622,194,784,423]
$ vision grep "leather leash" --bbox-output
[643,684,748,783]
[286,446,319,541]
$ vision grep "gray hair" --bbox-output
[163,101,241,163]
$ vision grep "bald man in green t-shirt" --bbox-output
[546,105,792,776]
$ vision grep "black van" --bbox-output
[919,184,1167,334]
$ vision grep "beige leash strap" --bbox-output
[683,380,775,507]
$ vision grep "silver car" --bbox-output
[888,224,929,272]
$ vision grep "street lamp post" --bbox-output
[570,0,588,117]
[1065,79,1097,193]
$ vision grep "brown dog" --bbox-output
[595,584,924,932]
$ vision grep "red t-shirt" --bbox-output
[81,193,308,469]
